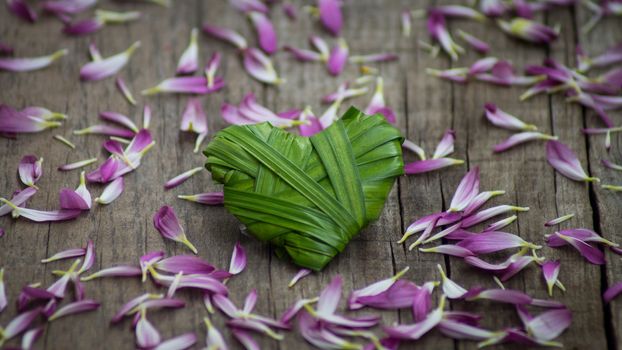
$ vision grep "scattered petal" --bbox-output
[177,192,224,205]
[58,157,98,171]
[0,49,67,72]
[176,28,199,74]
[153,206,198,254]
[49,299,99,321]
[229,242,247,275]
[164,167,203,190]
[95,176,124,204]
[546,140,598,182]
[80,41,140,81]
[289,268,312,287]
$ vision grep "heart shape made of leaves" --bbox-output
[204,107,404,271]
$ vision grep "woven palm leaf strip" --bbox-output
[204,107,404,271]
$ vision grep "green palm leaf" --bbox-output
[204,107,404,271]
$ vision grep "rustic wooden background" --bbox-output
[1,0,621,349]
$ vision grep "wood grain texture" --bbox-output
[0,0,620,349]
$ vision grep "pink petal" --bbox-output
[0,49,67,72]
[249,12,277,54]
[318,0,342,36]
[309,35,330,59]
[288,268,312,287]
[111,293,153,323]
[21,326,44,350]
[456,29,490,53]
[461,205,529,228]
[283,46,322,62]
[541,260,562,296]
[497,18,558,44]
[142,76,223,95]
[457,231,535,254]
[438,265,467,299]
[164,167,203,190]
[0,105,62,133]
[155,255,215,275]
[348,266,410,310]
[3,308,40,339]
[81,265,141,281]
[229,242,247,275]
[484,103,537,131]
[448,167,480,212]
[435,5,485,21]
[494,132,557,153]
[242,48,282,84]
[283,2,297,20]
[136,313,162,348]
[326,39,348,76]
[49,299,99,321]
[154,332,197,350]
[438,319,496,341]
[355,279,422,310]
[0,269,6,313]
[349,53,398,63]
[404,158,464,174]
[202,24,247,49]
[177,192,224,205]
[546,140,598,182]
[153,206,197,254]
[433,129,456,158]
[465,288,532,305]
[317,275,342,315]
[604,282,622,303]
[100,111,139,132]
[298,312,357,348]
[544,213,574,226]
[7,0,38,22]
[95,176,124,204]
[0,187,37,216]
[63,18,103,36]
[180,98,207,134]
[526,308,572,341]
[80,41,140,81]
[0,199,81,222]
[58,158,98,172]
[230,0,268,13]
[419,244,474,258]
[552,232,605,264]
[74,124,136,138]
[383,303,443,340]
[143,104,152,129]
[18,155,43,187]
[176,28,199,75]
[43,0,96,16]
[231,328,260,350]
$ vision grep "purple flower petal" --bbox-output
[100,111,139,133]
[177,192,224,205]
[404,158,464,175]
[243,47,282,84]
[349,53,398,63]
[355,279,424,310]
[288,268,312,287]
[383,297,445,340]
[58,158,98,172]
[229,242,247,275]
[438,319,498,341]
[136,312,162,348]
[202,24,248,49]
[494,132,557,153]
[284,46,323,62]
[154,332,196,350]
[348,266,409,310]
[541,260,564,296]
[2,308,40,340]
[204,317,227,350]
[544,213,574,226]
[43,0,96,16]
[456,29,490,54]
[81,265,141,281]
[419,244,474,258]
[154,255,215,275]
[49,299,100,321]
[231,328,260,350]
[74,124,136,138]
[0,105,63,134]
[457,231,538,254]
[552,231,605,264]
[318,0,342,36]
[604,282,622,303]
[461,205,529,228]
[164,167,203,190]
[63,18,103,36]
[18,155,43,188]
[448,167,480,212]
[484,103,537,131]
[111,293,156,323]
[176,28,199,75]
[525,307,572,341]
[142,76,223,95]
[249,12,277,54]
[153,206,198,254]
[21,326,44,350]
[0,187,37,217]
[438,265,467,299]
[0,49,67,72]
[95,176,124,205]
[427,67,469,83]
[7,0,37,22]
[0,268,6,313]
[80,41,140,81]
[317,275,341,315]
[498,18,558,44]
[546,140,598,182]
[0,198,81,222]
[428,10,463,61]
[326,39,348,76]
[280,297,318,324]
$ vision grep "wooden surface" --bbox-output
[1,0,621,349]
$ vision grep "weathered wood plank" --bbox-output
[576,6,622,349]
